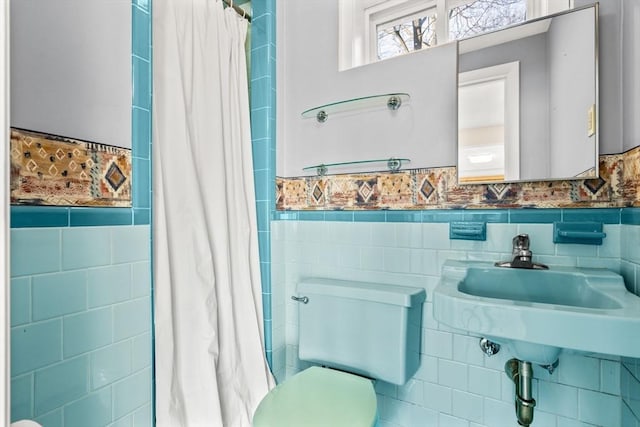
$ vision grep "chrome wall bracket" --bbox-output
[479,338,501,356]
[291,295,309,304]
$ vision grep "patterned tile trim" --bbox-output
[276,146,640,211]
[10,128,132,207]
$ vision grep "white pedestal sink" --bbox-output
[433,260,640,365]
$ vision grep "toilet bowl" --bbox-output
[253,278,426,426]
[253,366,376,427]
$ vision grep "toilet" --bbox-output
[253,277,426,427]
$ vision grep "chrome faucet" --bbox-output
[495,234,549,270]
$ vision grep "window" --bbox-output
[338,0,572,69]
[376,8,438,60]
[448,0,527,41]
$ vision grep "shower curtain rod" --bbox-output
[222,0,252,23]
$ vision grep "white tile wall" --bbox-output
[272,220,634,426]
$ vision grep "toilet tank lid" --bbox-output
[298,278,426,307]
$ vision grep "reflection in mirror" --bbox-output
[457,4,599,184]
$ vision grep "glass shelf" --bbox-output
[302,158,411,176]
[301,93,410,122]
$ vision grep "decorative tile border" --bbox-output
[10,128,132,207]
[276,146,640,211]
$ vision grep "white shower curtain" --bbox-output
[153,0,275,425]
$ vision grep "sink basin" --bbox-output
[433,260,640,364]
[459,267,621,309]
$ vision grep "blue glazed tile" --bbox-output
[88,264,131,308]
[63,308,113,358]
[35,409,63,427]
[622,225,640,266]
[11,277,30,326]
[11,374,33,421]
[113,297,151,341]
[509,208,562,223]
[264,319,272,349]
[133,208,151,225]
[32,271,86,321]
[386,211,422,223]
[69,208,133,227]
[622,208,640,225]
[250,108,269,140]
[463,209,508,223]
[113,368,151,419]
[91,341,132,390]
[260,262,271,293]
[132,0,149,12]
[11,320,62,376]
[251,77,272,110]
[262,293,272,319]
[353,211,386,222]
[251,45,270,80]
[132,108,151,160]
[133,158,150,208]
[110,415,133,427]
[132,333,152,371]
[62,227,111,270]
[256,201,270,232]
[297,211,325,221]
[562,208,621,224]
[34,356,89,416]
[132,262,151,298]
[133,404,152,427]
[111,226,150,264]
[254,169,271,201]
[421,210,464,223]
[273,211,298,221]
[258,231,271,263]
[292,211,320,221]
[252,139,270,171]
[11,206,69,228]
[64,387,112,427]
[324,211,354,222]
[11,228,60,276]
[132,6,150,60]
[133,57,151,110]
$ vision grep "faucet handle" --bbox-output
[513,234,530,250]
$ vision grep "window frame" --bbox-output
[339,0,573,69]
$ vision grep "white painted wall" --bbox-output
[548,6,597,177]
[277,0,457,177]
[10,0,131,148]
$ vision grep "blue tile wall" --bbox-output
[10,226,152,425]
[9,4,153,425]
[251,0,276,368]
[274,208,633,224]
[271,218,638,425]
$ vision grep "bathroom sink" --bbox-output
[433,260,640,364]
[459,267,621,309]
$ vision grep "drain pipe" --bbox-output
[505,359,536,426]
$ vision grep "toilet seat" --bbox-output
[252,366,377,427]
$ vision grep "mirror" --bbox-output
[457,4,598,184]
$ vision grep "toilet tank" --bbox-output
[296,278,426,385]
